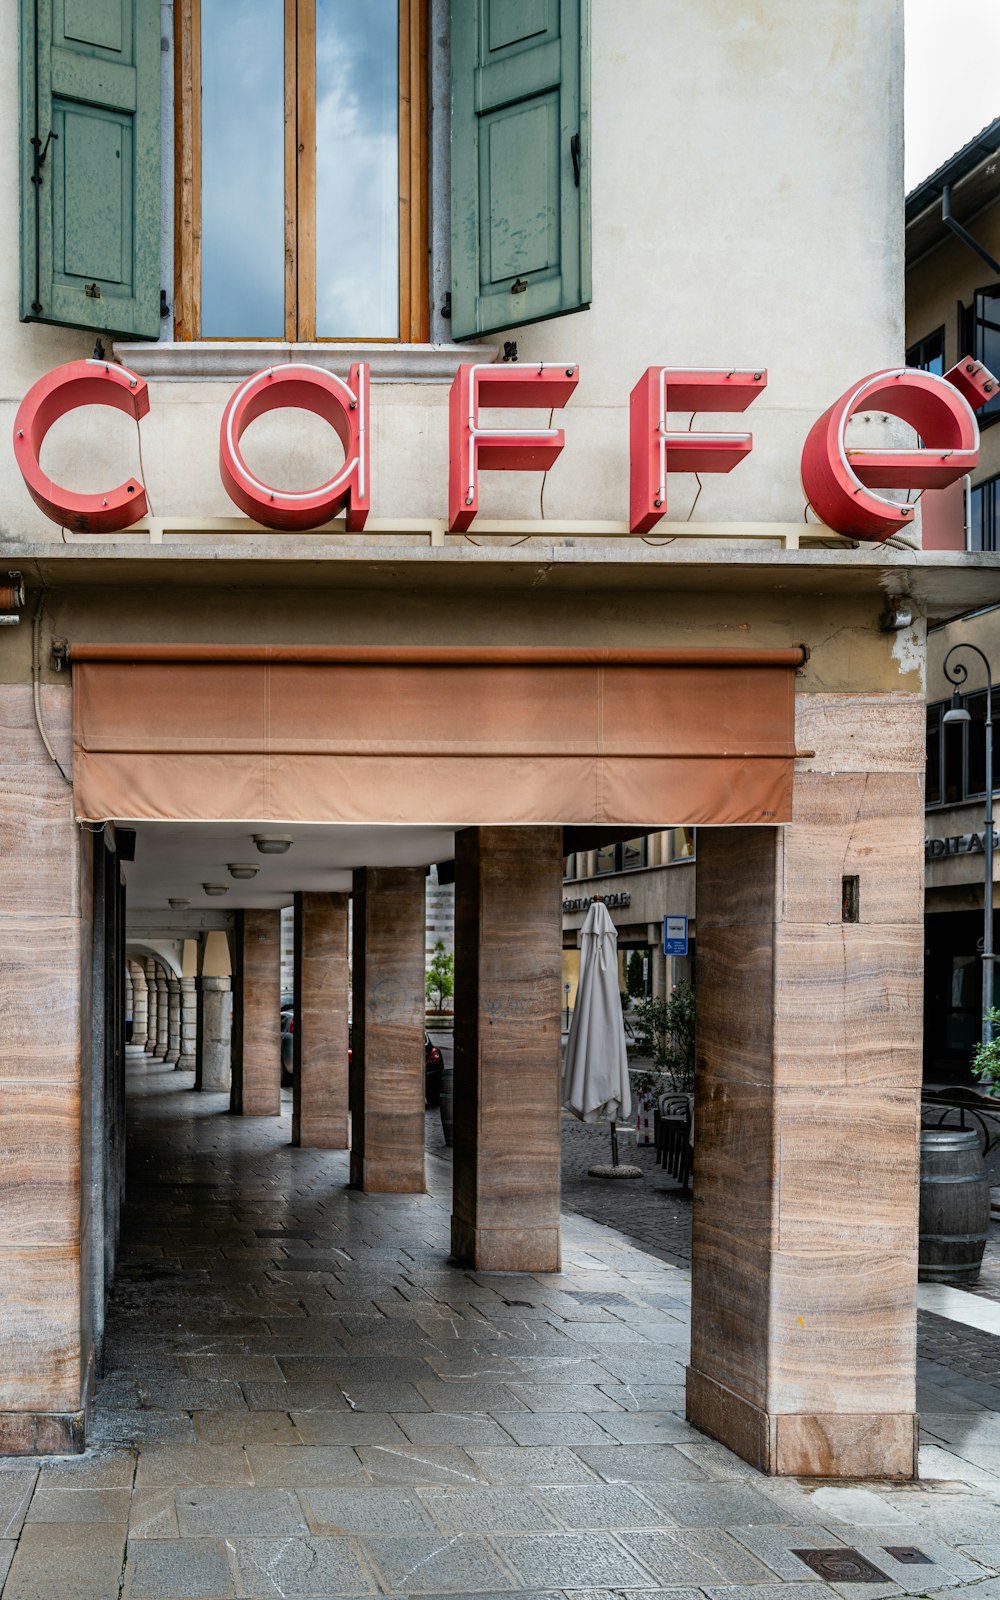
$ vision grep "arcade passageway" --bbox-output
[35,1048,783,1596]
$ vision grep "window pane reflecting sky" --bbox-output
[315,0,399,338]
[201,1,285,337]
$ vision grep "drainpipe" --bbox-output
[942,185,1000,275]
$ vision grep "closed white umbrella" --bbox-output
[563,900,633,1167]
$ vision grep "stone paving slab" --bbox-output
[397,1414,522,1447]
[300,1486,436,1535]
[123,1535,236,1598]
[421,1489,559,1534]
[493,1530,657,1589]
[3,1521,129,1599]
[361,1532,518,1594]
[232,1536,378,1598]
[175,1486,310,1537]
[23,1485,133,1523]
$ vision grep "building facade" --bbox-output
[0,0,992,1479]
[905,120,1000,1075]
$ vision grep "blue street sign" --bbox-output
[663,914,688,956]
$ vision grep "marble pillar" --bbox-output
[293,891,350,1148]
[350,867,426,1193]
[231,911,281,1116]
[451,827,563,1272]
[686,692,924,1479]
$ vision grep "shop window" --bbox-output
[906,326,944,375]
[20,0,591,345]
[970,473,1000,553]
[668,827,696,861]
[563,853,577,881]
[927,690,1000,806]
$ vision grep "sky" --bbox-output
[905,0,1000,192]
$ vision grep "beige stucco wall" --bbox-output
[0,0,904,542]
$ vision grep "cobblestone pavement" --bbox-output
[3,1056,1000,1598]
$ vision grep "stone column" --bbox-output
[124,965,133,1044]
[199,977,232,1091]
[350,867,426,1192]
[686,692,924,1479]
[154,971,170,1059]
[451,827,563,1272]
[129,961,147,1047]
[231,911,281,1115]
[176,976,196,1070]
[144,958,158,1052]
[0,680,87,1452]
[293,891,350,1148]
[166,977,181,1065]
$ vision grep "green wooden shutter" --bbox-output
[450,0,590,341]
[21,0,161,339]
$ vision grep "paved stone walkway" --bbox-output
[3,1054,1000,1598]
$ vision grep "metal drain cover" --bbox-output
[793,1550,890,1583]
[883,1547,933,1565]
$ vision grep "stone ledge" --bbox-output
[112,340,499,383]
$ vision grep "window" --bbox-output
[174,0,427,342]
[20,0,591,346]
[668,827,696,862]
[926,705,941,805]
[926,691,1000,806]
[970,473,1000,552]
[906,327,944,375]
[593,837,648,875]
[964,288,1000,423]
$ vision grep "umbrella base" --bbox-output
[587,1163,643,1179]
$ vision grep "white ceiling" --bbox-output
[123,820,455,915]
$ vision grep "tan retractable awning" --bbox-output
[69,644,806,827]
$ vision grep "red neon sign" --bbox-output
[11,355,995,542]
[13,359,149,532]
[219,362,369,531]
[800,362,993,542]
[447,363,579,533]
[629,367,767,535]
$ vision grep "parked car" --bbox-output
[424,1035,444,1106]
[280,1007,293,1087]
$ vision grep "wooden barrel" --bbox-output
[439,1066,454,1147]
[918,1128,990,1284]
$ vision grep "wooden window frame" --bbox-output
[174,0,428,343]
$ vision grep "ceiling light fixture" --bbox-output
[227,863,260,881]
[202,883,229,896]
[168,897,191,908]
[253,834,293,855]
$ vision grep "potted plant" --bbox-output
[630,982,696,1099]
[971,1008,1000,1095]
